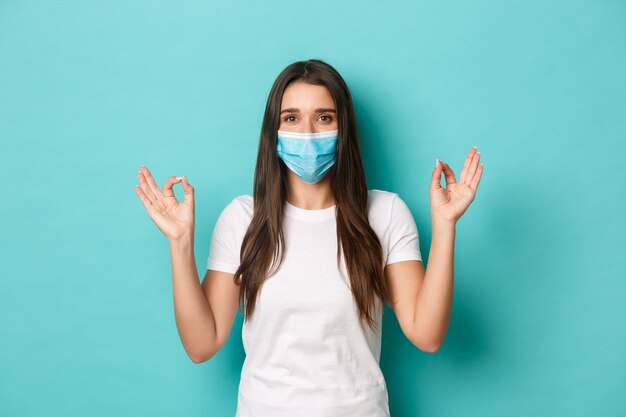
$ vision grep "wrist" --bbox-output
[431,214,456,231]
[169,232,194,250]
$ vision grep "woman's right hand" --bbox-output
[134,166,195,242]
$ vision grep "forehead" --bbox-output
[280,81,335,109]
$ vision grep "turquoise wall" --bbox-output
[1,1,624,416]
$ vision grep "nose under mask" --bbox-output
[276,130,338,184]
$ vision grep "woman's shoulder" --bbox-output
[367,188,398,200]
[367,189,419,245]
[367,188,398,209]
[218,194,254,224]
[232,193,254,208]
[367,188,399,223]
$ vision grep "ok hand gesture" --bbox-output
[134,166,195,242]
[430,147,483,224]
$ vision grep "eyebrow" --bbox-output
[280,107,337,114]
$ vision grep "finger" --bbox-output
[465,151,480,184]
[440,161,457,185]
[137,171,159,207]
[162,176,195,207]
[162,176,183,198]
[139,166,165,202]
[459,147,478,184]
[135,184,170,227]
[430,158,444,191]
[180,176,195,206]
[138,166,167,211]
[469,163,483,193]
[135,182,158,216]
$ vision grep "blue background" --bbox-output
[1,1,624,416]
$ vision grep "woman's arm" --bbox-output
[170,233,241,363]
[384,219,454,352]
[169,234,219,363]
[385,148,481,353]
[135,166,240,363]
[412,219,455,351]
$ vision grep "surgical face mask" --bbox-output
[276,129,338,184]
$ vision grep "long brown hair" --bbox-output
[233,59,389,332]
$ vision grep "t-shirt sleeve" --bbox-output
[386,193,423,265]
[206,199,244,274]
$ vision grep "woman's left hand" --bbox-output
[430,147,483,224]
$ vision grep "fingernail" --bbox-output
[473,146,477,149]
[176,176,183,180]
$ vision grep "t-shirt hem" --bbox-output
[386,251,422,265]
[206,259,239,274]
[236,385,390,417]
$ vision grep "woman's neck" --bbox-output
[285,171,335,210]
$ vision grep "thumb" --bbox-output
[430,158,443,191]
[179,176,194,206]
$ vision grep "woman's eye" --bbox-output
[283,115,332,123]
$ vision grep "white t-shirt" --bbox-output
[206,189,422,417]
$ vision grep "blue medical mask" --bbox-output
[276,129,338,184]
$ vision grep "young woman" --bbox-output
[135,59,482,416]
